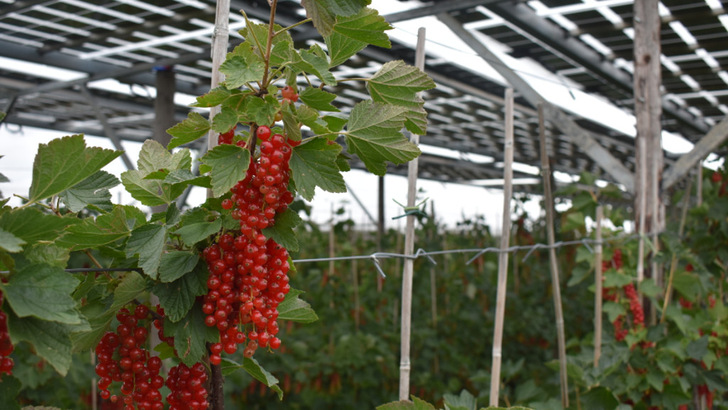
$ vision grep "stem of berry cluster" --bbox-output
[209,360,225,410]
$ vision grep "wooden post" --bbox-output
[594,206,604,367]
[153,67,176,148]
[636,137,647,283]
[398,27,426,402]
[537,104,569,407]
[489,88,514,406]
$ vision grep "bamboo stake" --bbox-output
[489,88,514,407]
[697,163,703,206]
[637,137,647,283]
[398,26,426,402]
[208,2,230,408]
[537,103,569,407]
[594,206,604,367]
[660,177,693,322]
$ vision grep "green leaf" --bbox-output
[290,138,347,201]
[443,389,477,410]
[0,208,79,245]
[603,272,634,288]
[24,244,70,268]
[211,106,239,133]
[247,94,280,126]
[325,31,367,67]
[200,144,251,197]
[59,170,118,213]
[220,44,266,89]
[262,209,302,253]
[332,7,391,48]
[2,263,81,324]
[110,271,148,313]
[299,45,337,85]
[277,289,318,323]
[344,100,420,175]
[192,86,232,107]
[686,336,709,360]
[242,357,283,400]
[403,103,428,135]
[121,170,185,206]
[580,386,619,410]
[163,170,211,189]
[174,207,223,246]
[158,251,200,283]
[28,135,121,203]
[165,300,218,366]
[167,112,211,150]
[673,271,702,300]
[0,375,22,410]
[0,227,25,253]
[57,206,131,249]
[7,311,73,376]
[639,278,661,298]
[153,262,207,322]
[301,0,369,37]
[603,301,626,322]
[70,308,113,353]
[125,224,167,279]
[299,88,339,112]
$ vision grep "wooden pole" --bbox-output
[537,104,569,407]
[398,27,426,402]
[636,137,647,283]
[489,88,514,406]
[594,206,604,367]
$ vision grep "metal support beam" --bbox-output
[438,13,635,192]
[79,86,135,170]
[488,2,711,137]
[663,116,728,190]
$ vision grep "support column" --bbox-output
[153,66,176,148]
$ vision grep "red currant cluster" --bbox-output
[165,362,209,410]
[95,305,165,410]
[623,283,644,326]
[601,249,622,302]
[201,125,295,363]
[0,291,13,377]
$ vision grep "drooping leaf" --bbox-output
[332,7,391,48]
[7,311,73,376]
[262,209,303,253]
[125,224,167,279]
[242,357,284,400]
[299,45,337,85]
[579,387,619,410]
[174,207,223,246]
[277,289,318,323]
[246,94,280,126]
[301,0,369,37]
[0,228,25,253]
[220,44,266,89]
[368,60,435,107]
[121,170,186,206]
[344,100,420,175]
[325,31,367,67]
[0,208,79,245]
[163,170,211,189]
[158,251,200,283]
[290,138,346,201]
[167,112,211,150]
[281,101,302,143]
[2,263,81,324]
[153,262,207,322]
[299,88,339,112]
[109,271,148,313]
[28,135,121,203]
[193,86,232,107]
[59,170,119,213]
[200,144,251,197]
[165,300,218,366]
[70,299,114,353]
[403,102,428,135]
[57,206,131,249]
[211,106,239,133]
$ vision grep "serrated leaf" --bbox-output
[57,206,131,249]
[110,271,147,313]
[220,44,266,89]
[0,227,25,253]
[247,94,280,126]
[325,31,367,67]
[193,87,232,107]
[332,7,391,48]
[70,302,114,353]
[281,101,303,142]
[299,45,337,85]
[344,100,420,175]
[200,144,251,197]
[212,106,239,133]
[153,262,207,322]
[163,170,211,190]
[262,209,302,253]
[174,207,223,246]
[290,138,346,201]
[2,263,81,324]
[125,224,167,279]
[323,115,348,132]
[299,88,339,111]
[242,357,284,400]
[7,311,73,376]
[24,244,70,268]
[158,251,200,283]
[167,112,211,150]
[301,0,369,37]
[277,289,318,323]
[603,272,634,288]
[59,170,119,212]
[0,208,79,245]
[443,389,477,410]
[687,336,709,360]
[369,60,435,107]
[580,387,619,410]
[403,102,428,135]
[165,300,218,366]
[121,170,186,206]
[0,374,21,410]
[28,135,121,203]
[239,22,290,63]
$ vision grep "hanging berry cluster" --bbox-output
[95,305,165,410]
[602,249,645,342]
[201,124,295,364]
[0,291,14,377]
[166,362,210,410]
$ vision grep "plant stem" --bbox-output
[274,18,311,37]
[260,0,279,89]
[209,358,225,409]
